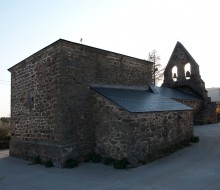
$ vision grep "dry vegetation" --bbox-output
[216,105,220,121]
[0,117,11,149]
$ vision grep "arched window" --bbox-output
[172,66,178,81]
[185,63,191,79]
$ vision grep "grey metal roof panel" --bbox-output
[149,85,159,94]
[153,86,199,100]
[92,87,192,113]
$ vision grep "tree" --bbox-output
[148,50,164,85]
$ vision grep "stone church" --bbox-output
[8,39,213,166]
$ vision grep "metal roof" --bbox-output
[151,86,199,100]
[92,86,192,113]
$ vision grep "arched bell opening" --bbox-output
[172,66,178,82]
[185,63,191,80]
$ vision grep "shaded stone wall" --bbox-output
[9,40,152,166]
[56,40,152,160]
[174,99,202,124]
[8,43,66,165]
[173,99,217,124]
[92,91,193,165]
[199,102,217,124]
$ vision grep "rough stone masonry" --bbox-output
[8,39,193,167]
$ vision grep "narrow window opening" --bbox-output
[172,66,178,81]
[185,63,191,79]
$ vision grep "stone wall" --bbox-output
[92,91,193,165]
[199,102,217,124]
[175,99,217,124]
[55,40,152,161]
[8,42,65,165]
[174,99,202,124]
[8,39,152,166]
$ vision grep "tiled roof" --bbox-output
[92,86,192,113]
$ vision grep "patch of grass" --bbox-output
[113,158,129,169]
[64,158,79,168]
[32,155,42,164]
[103,157,115,165]
[162,142,192,156]
[84,153,93,162]
[44,159,54,168]
[91,153,102,163]
[31,155,54,168]
[182,142,191,147]
[190,136,200,143]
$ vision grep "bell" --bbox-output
[173,73,177,78]
[186,71,191,78]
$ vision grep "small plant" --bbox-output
[190,136,200,143]
[44,159,54,168]
[84,153,93,162]
[182,142,191,147]
[113,158,129,169]
[64,158,79,168]
[103,157,114,165]
[91,153,102,163]
[32,155,42,164]
[0,122,10,141]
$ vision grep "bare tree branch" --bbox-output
[148,50,164,85]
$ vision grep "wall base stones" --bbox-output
[9,139,91,167]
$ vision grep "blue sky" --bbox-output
[1,0,220,117]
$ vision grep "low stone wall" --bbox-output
[92,92,193,165]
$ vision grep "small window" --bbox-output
[185,63,191,79]
[27,91,34,109]
[172,66,178,81]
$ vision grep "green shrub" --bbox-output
[84,153,93,162]
[103,157,114,165]
[0,122,10,140]
[190,136,200,143]
[182,142,191,147]
[91,153,102,163]
[0,117,10,123]
[64,158,79,168]
[44,159,54,168]
[32,155,42,164]
[113,158,129,169]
